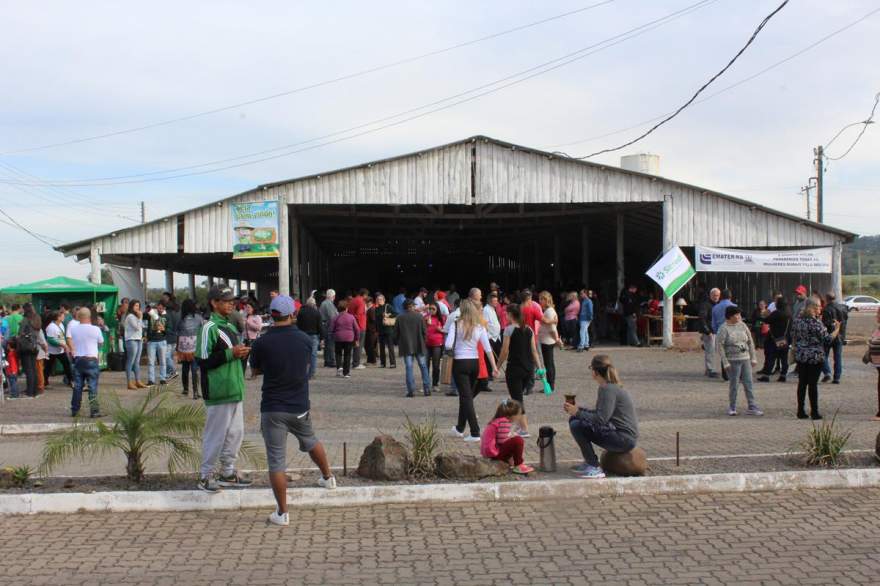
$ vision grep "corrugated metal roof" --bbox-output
[56,135,855,255]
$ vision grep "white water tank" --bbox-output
[620,153,660,176]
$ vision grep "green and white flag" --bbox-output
[645,246,696,297]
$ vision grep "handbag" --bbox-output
[774,319,790,349]
[441,319,457,385]
[382,307,397,328]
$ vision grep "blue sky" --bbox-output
[1,0,878,286]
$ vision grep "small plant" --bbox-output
[11,465,33,487]
[41,387,264,483]
[800,411,851,468]
[404,415,441,479]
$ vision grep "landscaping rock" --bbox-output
[434,453,509,480]
[357,435,410,481]
[875,431,880,463]
[601,447,648,476]
[0,467,14,489]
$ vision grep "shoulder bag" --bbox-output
[382,306,396,328]
[441,319,457,385]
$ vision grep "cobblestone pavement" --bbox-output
[2,339,878,476]
[2,487,879,585]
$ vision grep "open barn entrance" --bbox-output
[294,203,663,301]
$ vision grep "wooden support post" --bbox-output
[188,274,196,299]
[164,270,174,293]
[831,240,843,300]
[553,234,561,286]
[581,223,589,288]
[278,203,291,295]
[662,196,674,348]
[88,244,101,284]
[616,213,625,295]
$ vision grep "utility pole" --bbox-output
[814,145,824,223]
[799,183,814,221]
[857,250,863,293]
[140,201,147,300]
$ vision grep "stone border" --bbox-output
[2,467,879,516]
[0,423,81,435]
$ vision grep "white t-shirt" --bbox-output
[413,296,426,311]
[538,307,559,346]
[444,321,492,359]
[69,323,104,358]
[45,322,66,355]
[66,320,80,339]
[482,304,501,341]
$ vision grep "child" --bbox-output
[4,339,20,399]
[480,399,534,474]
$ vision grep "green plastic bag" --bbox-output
[535,368,553,395]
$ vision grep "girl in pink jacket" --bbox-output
[480,399,533,474]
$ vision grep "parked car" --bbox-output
[843,295,880,312]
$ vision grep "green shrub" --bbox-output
[404,415,441,479]
[800,412,851,468]
[11,465,33,487]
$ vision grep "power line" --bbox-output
[824,91,879,161]
[0,207,60,247]
[0,0,616,157]
[0,0,717,188]
[572,0,789,159]
[546,5,880,149]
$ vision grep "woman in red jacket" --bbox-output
[425,303,445,393]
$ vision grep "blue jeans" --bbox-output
[821,337,843,381]
[404,353,431,395]
[125,339,142,383]
[7,374,18,398]
[309,334,319,379]
[569,415,635,467]
[72,357,100,416]
[147,340,167,383]
[165,341,177,376]
[578,320,591,349]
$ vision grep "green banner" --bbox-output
[231,200,280,259]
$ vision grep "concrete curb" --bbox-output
[2,467,879,516]
[0,423,82,435]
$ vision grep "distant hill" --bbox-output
[843,235,880,275]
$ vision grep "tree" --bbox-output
[100,267,114,285]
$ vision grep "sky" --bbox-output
[0,0,878,287]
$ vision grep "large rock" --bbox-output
[357,435,410,481]
[434,452,509,480]
[600,447,648,476]
[875,431,880,463]
[0,467,14,489]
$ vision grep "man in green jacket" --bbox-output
[196,284,253,493]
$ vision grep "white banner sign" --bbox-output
[695,246,832,273]
[645,246,696,297]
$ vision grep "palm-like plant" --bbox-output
[41,388,262,483]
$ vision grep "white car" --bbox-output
[843,295,880,312]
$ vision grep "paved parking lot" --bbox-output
[3,487,880,585]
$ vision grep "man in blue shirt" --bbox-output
[249,295,336,527]
[392,287,407,316]
[711,289,736,381]
[577,289,594,352]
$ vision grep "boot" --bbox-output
[135,380,148,389]
[127,381,138,390]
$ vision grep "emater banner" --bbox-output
[695,246,832,273]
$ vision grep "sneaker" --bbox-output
[516,429,531,438]
[159,380,168,386]
[777,376,787,383]
[147,381,156,386]
[168,372,180,381]
[449,426,465,438]
[445,390,458,397]
[336,369,343,377]
[757,375,770,383]
[432,386,439,393]
[405,392,414,398]
[197,476,221,493]
[811,413,823,420]
[746,407,764,416]
[512,464,534,475]
[571,462,590,473]
[318,475,337,489]
[354,365,366,370]
[217,472,253,487]
[578,465,606,479]
[796,411,809,419]
[268,509,289,526]
[821,375,832,383]
[727,408,738,416]
[832,380,840,385]
[344,374,351,379]
[464,435,481,443]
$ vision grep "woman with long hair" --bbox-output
[424,302,445,392]
[537,291,561,393]
[445,299,499,441]
[17,303,42,397]
[124,300,147,389]
[791,297,841,420]
[563,354,639,479]
[496,303,542,437]
[177,299,205,399]
[758,298,791,383]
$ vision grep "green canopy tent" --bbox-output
[1,276,119,369]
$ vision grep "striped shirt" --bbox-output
[492,417,512,444]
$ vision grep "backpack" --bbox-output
[17,321,37,354]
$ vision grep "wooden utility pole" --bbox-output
[814,146,824,223]
[140,201,147,300]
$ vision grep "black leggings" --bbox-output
[181,360,199,393]
[20,351,38,397]
[335,341,353,375]
[428,346,443,387]
[505,367,530,413]
[45,353,73,385]
[540,343,556,392]
[452,359,481,437]
[796,361,822,416]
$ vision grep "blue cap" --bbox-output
[269,295,296,317]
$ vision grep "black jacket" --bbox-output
[295,305,321,336]
[394,311,427,356]
[619,289,639,316]
[766,310,790,340]
[822,302,848,339]
[697,299,716,335]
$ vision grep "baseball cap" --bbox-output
[794,285,808,296]
[208,284,235,302]
[269,294,296,317]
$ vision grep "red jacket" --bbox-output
[348,295,367,331]
[425,315,444,347]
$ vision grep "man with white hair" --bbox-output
[698,288,721,378]
[319,288,338,368]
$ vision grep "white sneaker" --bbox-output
[336,368,343,377]
[268,509,289,526]
[354,364,366,370]
[463,435,481,443]
[318,475,337,489]
[449,426,465,438]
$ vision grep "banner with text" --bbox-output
[645,246,696,297]
[695,246,832,273]
[231,200,280,259]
